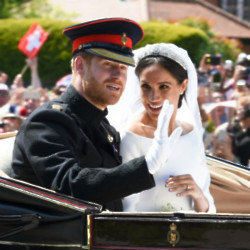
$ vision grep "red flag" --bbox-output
[18,23,49,59]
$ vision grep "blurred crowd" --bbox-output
[0,53,249,167]
[0,57,71,132]
[197,52,250,167]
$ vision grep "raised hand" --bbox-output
[145,100,182,174]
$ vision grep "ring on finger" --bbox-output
[186,184,190,191]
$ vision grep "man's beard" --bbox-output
[83,73,123,108]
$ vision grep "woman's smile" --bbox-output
[148,103,163,113]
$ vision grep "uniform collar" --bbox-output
[61,85,108,125]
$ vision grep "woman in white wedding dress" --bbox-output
[109,43,216,213]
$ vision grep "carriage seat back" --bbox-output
[0,132,17,177]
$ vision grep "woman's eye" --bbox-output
[141,83,150,89]
[160,85,169,90]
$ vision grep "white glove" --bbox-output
[145,100,183,174]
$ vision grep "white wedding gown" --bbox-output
[120,127,216,213]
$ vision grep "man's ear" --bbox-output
[74,56,86,76]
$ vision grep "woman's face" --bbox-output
[139,63,187,122]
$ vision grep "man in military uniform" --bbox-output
[11,18,172,211]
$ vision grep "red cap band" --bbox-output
[73,34,132,53]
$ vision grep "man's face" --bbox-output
[22,98,40,116]
[237,103,250,121]
[0,90,9,107]
[82,56,128,110]
[2,117,21,132]
[0,72,8,83]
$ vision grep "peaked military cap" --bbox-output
[63,18,144,66]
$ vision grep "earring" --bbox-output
[180,92,184,95]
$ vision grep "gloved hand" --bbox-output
[145,100,183,174]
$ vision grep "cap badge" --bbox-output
[121,33,128,46]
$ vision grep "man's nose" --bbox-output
[111,65,123,77]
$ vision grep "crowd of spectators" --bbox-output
[0,57,71,133]
[197,52,250,167]
[0,52,249,167]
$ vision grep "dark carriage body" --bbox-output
[89,155,250,249]
[0,174,249,250]
[90,212,250,249]
[0,133,249,249]
[0,176,101,249]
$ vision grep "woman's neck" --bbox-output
[140,112,157,129]
[140,110,177,136]
[130,111,193,138]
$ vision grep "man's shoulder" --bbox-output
[36,98,67,111]
[28,99,70,119]
[20,99,77,134]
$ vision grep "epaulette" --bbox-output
[51,104,63,111]
[50,103,69,113]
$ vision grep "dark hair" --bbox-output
[243,103,250,119]
[135,55,188,108]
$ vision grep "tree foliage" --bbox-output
[0,0,29,18]
[0,17,241,88]
[176,17,241,61]
[0,0,78,20]
[0,19,73,87]
[136,21,210,66]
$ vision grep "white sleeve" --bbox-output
[120,131,159,175]
[120,131,149,163]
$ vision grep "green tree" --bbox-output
[0,19,73,88]
[0,0,29,18]
[0,0,78,20]
[177,17,241,61]
[136,20,210,66]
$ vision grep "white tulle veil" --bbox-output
[108,43,204,142]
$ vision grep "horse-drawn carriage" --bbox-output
[0,132,249,249]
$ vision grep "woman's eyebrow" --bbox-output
[157,81,172,85]
[140,80,172,85]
